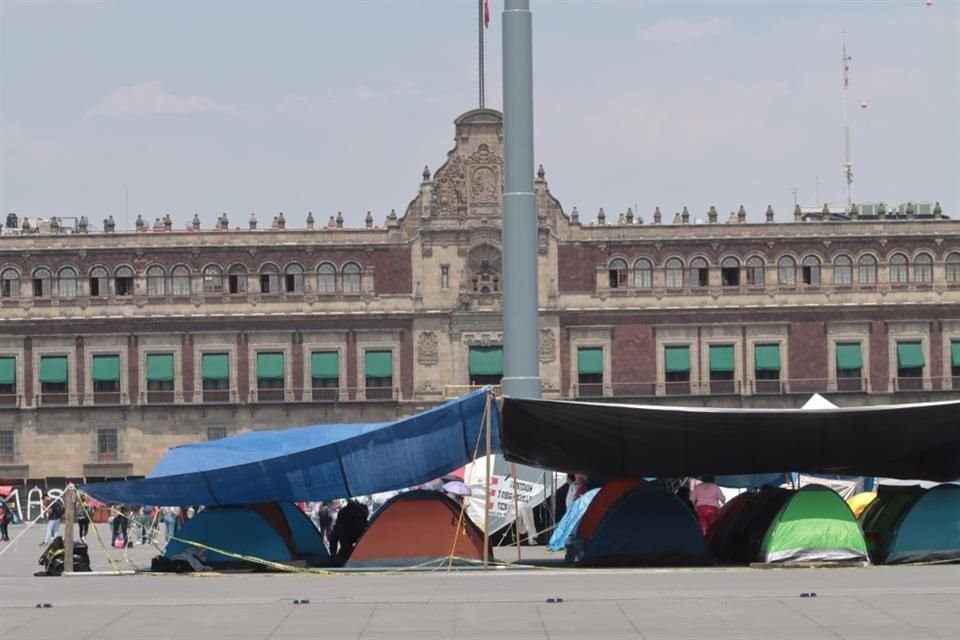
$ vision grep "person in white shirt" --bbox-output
[690,476,726,535]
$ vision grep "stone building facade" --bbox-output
[1,108,959,481]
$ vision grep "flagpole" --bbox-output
[479,0,485,108]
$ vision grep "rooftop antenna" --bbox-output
[124,186,129,231]
[842,33,853,210]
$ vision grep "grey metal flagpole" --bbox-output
[479,0,485,108]
[501,0,541,400]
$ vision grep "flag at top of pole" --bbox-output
[484,0,491,28]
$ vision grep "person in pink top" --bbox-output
[690,476,726,535]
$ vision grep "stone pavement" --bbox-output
[1,522,958,639]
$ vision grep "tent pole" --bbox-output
[511,462,522,562]
[483,391,492,570]
[63,484,75,573]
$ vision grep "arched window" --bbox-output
[633,258,653,288]
[171,266,191,296]
[259,264,279,294]
[58,267,78,298]
[203,265,224,294]
[146,266,166,296]
[914,253,933,284]
[721,257,740,287]
[284,263,304,293]
[114,265,135,296]
[608,258,627,289]
[833,255,853,285]
[665,258,684,289]
[858,255,877,284]
[689,257,709,287]
[889,253,909,284]
[0,268,20,298]
[801,255,821,285]
[777,256,797,286]
[317,263,337,294]
[32,267,52,298]
[89,266,109,297]
[227,264,247,295]
[947,252,960,283]
[342,262,362,293]
[746,257,765,286]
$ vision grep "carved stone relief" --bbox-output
[539,328,556,363]
[461,332,503,347]
[417,331,439,366]
[431,156,465,216]
[470,166,498,202]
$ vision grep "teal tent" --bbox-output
[871,485,960,564]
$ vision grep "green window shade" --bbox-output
[146,354,175,382]
[0,357,15,385]
[365,351,393,378]
[577,348,603,375]
[952,341,960,367]
[896,342,924,369]
[311,352,339,380]
[469,347,504,376]
[754,344,781,371]
[665,346,691,373]
[835,343,863,371]
[709,345,735,373]
[256,352,285,380]
[201,353,229,381]
[91,355,120,382]
[39,355,68,384]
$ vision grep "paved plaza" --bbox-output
[1,522,958,639]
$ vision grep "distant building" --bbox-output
[1,108,959,481]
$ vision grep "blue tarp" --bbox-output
[82,388,498,506]
[548,488,600,552]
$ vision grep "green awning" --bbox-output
[469,346,504,376]
[836,343,863,371]
[577,348,603,375]
[0,357,15,385]
[92,354,120,382]
[896,342,924,369]
[952,341,960,367]
[665,346,691,373]
[311,352,339,380]
[256,352,285,380]
[201,353,230,381]
[146,353,175,382]
[754,344,781,371]
[709,345,735,373]
[365,351,393,378]
[39,355,68,384]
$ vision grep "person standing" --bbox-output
[0,499,11,542]
[112,505,129,548]
[690,476,726,536]
[161,506,178,544]
[566,474,588,510]
[41,496,64,546]
[76,496,91,542]
[554,474,575,524]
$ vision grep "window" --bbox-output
[38,355,68,405]
[833,255,853,285]
[468,346,503,387]
[951,340,960,381]
[259,264,279,294]
[97,427,119,462]
[441,265,449,289]
[665,258,684,289]
[364,350,393,400]
[746,257,765,287]
[801,256,821,286]
[171,266,191,296]
[608,259,627,289]
[664,345,691,394]
[914,253,933,284]
[835,342,864,392]
[317,263,337,293]
[58,267,78,298]
[754,344,781,393]
[895,341,924,390]
[89,266,108,298]
[689,257,709,287]
[145,353,175,403]
[311,351,339,401]
[284,264,304,293]
[709,344,735,386]
[633,258,653,288]
[342,263,362,293]
[0,356,16,406]
[203,265,224,294]
[576,347,603,397]
[201,352,230,402]
[0,269,20,298]
[858,255,877,284]
[0,429,14,463]
[947,253,960,283]
[227,264,247,295]
[256,352,285,401]
[146,266,166,296]
[91,354,121,404]
[206,425,228,441]
[32,267,51,298]
[777,256,796,286]
[114,266,134,296]
[889,253,909,284]
[720,257,739,287]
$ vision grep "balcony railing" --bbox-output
[0,393,21,408]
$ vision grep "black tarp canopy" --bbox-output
[500,398,960,481]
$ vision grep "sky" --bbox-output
[1,0,958,230]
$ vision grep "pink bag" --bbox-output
[113,537,124,549]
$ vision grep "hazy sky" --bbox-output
[2,0,958,230]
